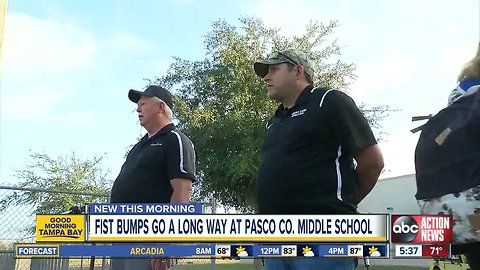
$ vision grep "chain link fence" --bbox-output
[0,185,249,270]
[0,185,111,270]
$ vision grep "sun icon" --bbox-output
[236,246,246,254]
[368,246,378,255]
[302,246,312,254]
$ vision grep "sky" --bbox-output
[1,0,479,189]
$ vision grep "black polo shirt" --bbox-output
[110,123,196,203]
[256,85,377,214]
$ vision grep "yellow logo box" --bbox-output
[36,215,85,242]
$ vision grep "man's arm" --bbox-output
[354,144,384,203]
[323,90,384,203]
[165,131,196,203]
[170,178,193,203]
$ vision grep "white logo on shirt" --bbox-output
[291,109,307,117]
[150,143,162,146]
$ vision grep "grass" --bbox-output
[69,264,428,270]
[170,265,427,270]
[26,256,435,270]
[68,259,429,270]
[364,267,426,270]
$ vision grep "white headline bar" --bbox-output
[87,214,388,242]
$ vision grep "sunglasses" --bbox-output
[268,51,299,65]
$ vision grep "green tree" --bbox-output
[153,17,392,212]
[0,151,111,215]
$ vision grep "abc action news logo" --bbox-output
[391,215,452,243]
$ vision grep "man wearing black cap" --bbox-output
[254,50,384,270]
[110,85,196,270]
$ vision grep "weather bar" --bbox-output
[15,243,389,258]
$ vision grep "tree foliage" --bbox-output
[0,151,111,214]
[153,17,393,212]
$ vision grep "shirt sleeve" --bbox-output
[323,90,378,153]
[165,131,196,182]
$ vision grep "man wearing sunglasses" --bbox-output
[254,50,384,270]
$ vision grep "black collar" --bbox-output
[141,123,176,141]
[275,85,315,116]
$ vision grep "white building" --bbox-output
[358,174,421,215]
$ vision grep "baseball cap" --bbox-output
[128,85,173,109]
[254,49,314,78]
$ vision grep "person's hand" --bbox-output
[150,258,172,270]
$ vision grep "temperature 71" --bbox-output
[429,246,443,255]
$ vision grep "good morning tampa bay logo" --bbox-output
[36,216,84,241]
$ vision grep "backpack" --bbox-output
[414,90,480,200]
